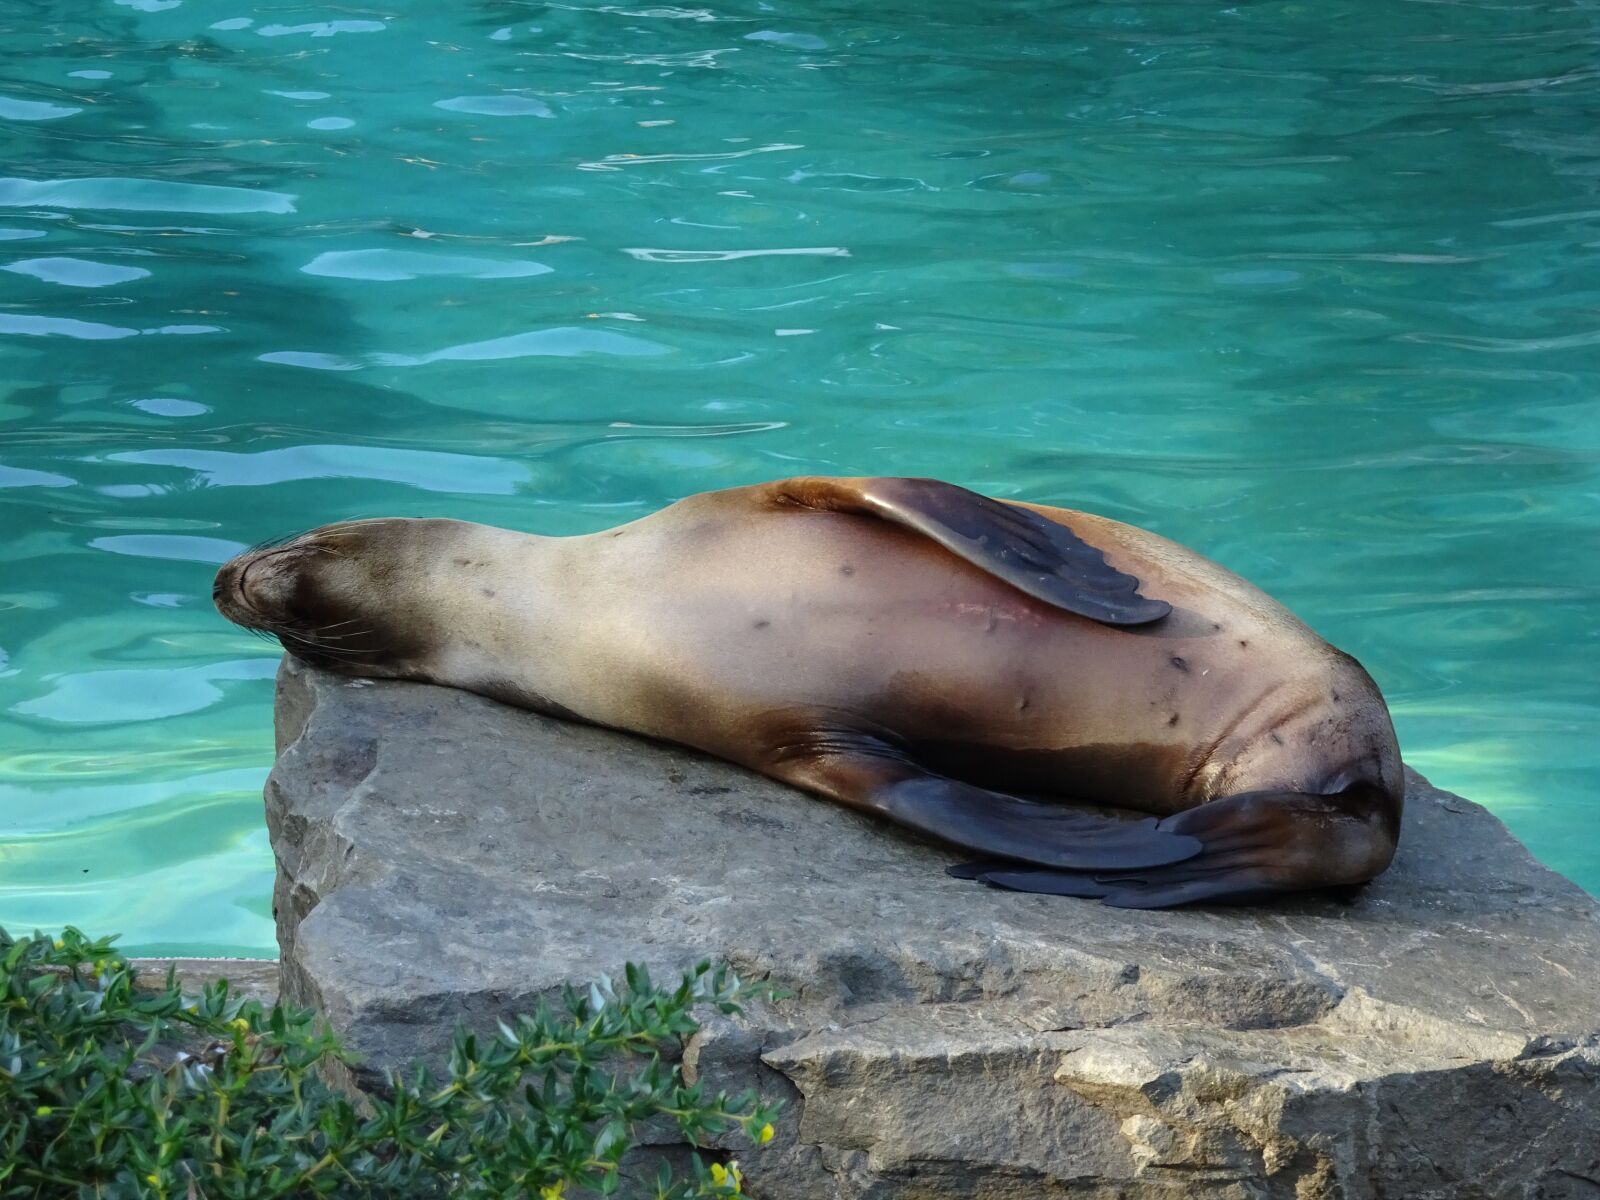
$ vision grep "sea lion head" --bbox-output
[213,518,456,676]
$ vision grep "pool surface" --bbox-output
[3,1,1596,955]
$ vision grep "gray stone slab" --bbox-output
[267,657,1600,1199]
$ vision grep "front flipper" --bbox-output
[949,786,1400,908]
[770,733,1201,871]
[761,476,1171,626]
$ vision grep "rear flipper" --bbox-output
[949,786,1400,909]
[947,859,1287,908]
[766,730,1202,872]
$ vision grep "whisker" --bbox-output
[275,633,371,662]
[304,628,377,645]
[274,626,396,661]
[248,530,307,554]
[309,617,366,633]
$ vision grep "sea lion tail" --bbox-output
[949,784,1400,908]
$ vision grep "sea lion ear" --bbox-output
[761,476,1172,626]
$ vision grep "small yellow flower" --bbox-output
[228,1018,250,1033]
[757,1122,775,1144]
[709,1161,742,1192]
[145,1173,160,1185]
[34,1106,52,1117]
[538,1183,564,1200]
[52,940,64,950]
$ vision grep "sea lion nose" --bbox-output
[241,548,303,612]
[238,554,269,598]
[214,546,305,625]
[212,558,241,613]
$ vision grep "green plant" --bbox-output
[0,927,779,1199]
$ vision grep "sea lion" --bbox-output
[213,476,1402,908]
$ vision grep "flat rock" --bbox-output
[267,657,1600,1199]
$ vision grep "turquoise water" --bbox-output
[3,1,1597,955]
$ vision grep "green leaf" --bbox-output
[0,922,781,1200]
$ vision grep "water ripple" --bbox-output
[0,96,81,121]
[111,446,532,494]
[0,465,75,489]
[623,246,850,262]
[301,249,552,281]
[370,327,671,365]
[0,176,296,214]
[13,659,277,725]
[86,535,247,564]
[3,257,152,287]
[256,21,386,38]
[0,315,220,339]
[579,143,802,171]
[434,95,554,118]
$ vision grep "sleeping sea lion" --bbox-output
[212,476,1402,908]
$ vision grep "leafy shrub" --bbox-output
[0,927,778,1199]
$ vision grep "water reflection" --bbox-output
[111,446,532,493]
[0,176,297,213]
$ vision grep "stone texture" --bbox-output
[267,657,1600,1199]
[129,958,278,1009]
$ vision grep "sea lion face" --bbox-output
[213,519,449,675]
